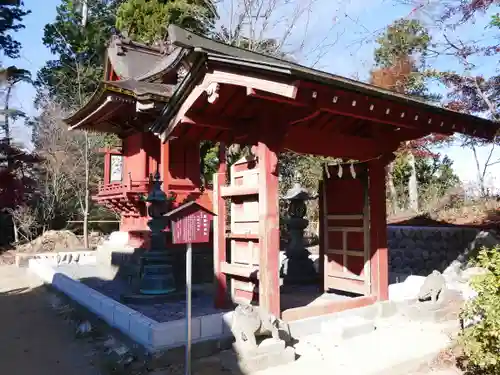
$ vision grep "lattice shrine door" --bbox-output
[219,155,261,304]
[319,163,372,296]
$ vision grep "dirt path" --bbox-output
[0,266,98,375]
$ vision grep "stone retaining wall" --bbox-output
[387,226,479,281]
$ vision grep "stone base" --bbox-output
[281,257,318,285]
[399,289,464,322]
[322,316,375,342]
[220,338,296,374]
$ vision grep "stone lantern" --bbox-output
[280,175,318,285]
[137,172,176,297]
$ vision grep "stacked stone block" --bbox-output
[387,226,479,279]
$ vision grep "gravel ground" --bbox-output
[0,266,99,375]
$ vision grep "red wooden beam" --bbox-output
[285,126,401,159]
[368,158,389,300]
[281,296,377,321]
[248,84,484,138]
[214,144,229,308]
[183,113,402,159]
[257,142,280,317]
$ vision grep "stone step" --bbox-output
[320,315,375,342]
[255,321,452,375]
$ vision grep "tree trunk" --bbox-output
[83,130,90,249]
[386,161,398,214]
[407,151,419,212]
[3,84,12,147]
[12,215,18,244]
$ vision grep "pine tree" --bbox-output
[115,0,218,45]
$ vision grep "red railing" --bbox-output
[95,174,150,200]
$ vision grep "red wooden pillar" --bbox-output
[214,144,228,308]
[368,158,389,300]
[318,178,326,293]
[257,142,280,317]
[160,142,171,185]
[103,152,111,184]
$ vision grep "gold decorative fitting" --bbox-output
[312,91,317,98]
[332,96,338,103]
[369,104,374,111]
[400,112,405,118]
[352,100,356,106]
[386,108,390,114]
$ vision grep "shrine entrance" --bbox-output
[212,147,389,321]
[143,25,497,322]
[321,163,371,297]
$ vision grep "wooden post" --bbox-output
[257,142,280,317]
[318,178,326,293]
[160,142,171,186]
[368,158,389,300]
[214,144,228,308]
[103,151,111,184]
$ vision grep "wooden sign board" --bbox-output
[166,201,215,244]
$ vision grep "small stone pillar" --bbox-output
[280,176,318,285]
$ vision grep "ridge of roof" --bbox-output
[164,25,497,130]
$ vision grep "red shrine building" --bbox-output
[65,34,212,248]
[66,25,499,321]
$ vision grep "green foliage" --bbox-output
[459,246,500,374]
[200,140,218,186]
[374,19,431,68]
[0,65,30,85]
[490,13,500,28]
[0,2,30,58]
[392,154,460,206]
[279,152,336,224]
[35,0,123,109]
[374,18,439,102]
[115,0,218,45]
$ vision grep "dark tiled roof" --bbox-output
[151,25,497,138]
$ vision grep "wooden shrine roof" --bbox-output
[146,25,499,160]
[64,34,187,135]
[105,35,163,80]
[65,80,175,136]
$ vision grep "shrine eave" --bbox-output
[149,26,499,159]
[105,35,163,80]
[64,80,174,134]
[105,34,187,83]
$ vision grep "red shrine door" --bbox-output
[319,163,372,296]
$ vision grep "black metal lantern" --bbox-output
[138,172,176,296]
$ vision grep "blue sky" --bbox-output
[5,0,500,190]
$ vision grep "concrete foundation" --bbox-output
[221,338,296,373]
